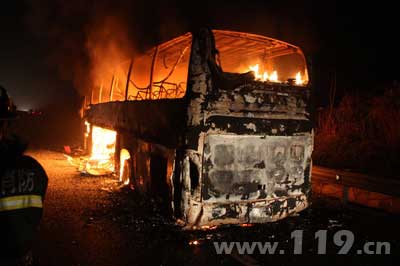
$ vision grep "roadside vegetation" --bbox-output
[313,85,400,178]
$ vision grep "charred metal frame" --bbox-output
[84,28,313,229]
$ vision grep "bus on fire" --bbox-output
[81,28,313,229]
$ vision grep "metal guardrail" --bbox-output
[312,166,400,198]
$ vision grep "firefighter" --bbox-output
[0,86,48,266]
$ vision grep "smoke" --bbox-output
[25,0,321,98]
[85,16,135,95]
[26,2,119,96]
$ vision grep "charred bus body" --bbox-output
[83,29,313,228]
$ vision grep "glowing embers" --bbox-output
[239,223,254,227]
[189,240,200,246]
[86,126,117,175]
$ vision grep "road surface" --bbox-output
[28,150,398,266]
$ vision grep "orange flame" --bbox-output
[269,70,278,82]
[120,149,131,185]
[248,64,278,82]
[295,72,304,85]
[84,121,90,138]
[248,64,304,85]
[86,126,116,175]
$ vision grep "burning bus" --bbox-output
[82,28,313,228]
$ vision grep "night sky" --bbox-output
[0,1,398,110]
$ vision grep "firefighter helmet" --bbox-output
[0,86,17,120]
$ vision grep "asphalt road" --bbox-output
[28,150,399,266]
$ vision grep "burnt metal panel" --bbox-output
[85,99,187,148]
[202,134,312,202]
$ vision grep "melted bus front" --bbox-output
[182,30,313,227]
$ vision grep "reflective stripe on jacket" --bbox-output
[0,155,48,260]
[0,195,43,212]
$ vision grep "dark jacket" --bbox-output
[0,137,48,260]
